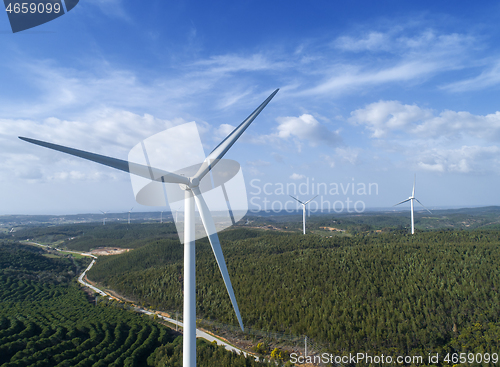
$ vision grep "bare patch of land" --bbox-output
[90,247,131,256]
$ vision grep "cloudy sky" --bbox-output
[1,0,499,215]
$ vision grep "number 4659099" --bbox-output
[444,353,498,364]
[5,2,61,14]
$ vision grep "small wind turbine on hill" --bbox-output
[19,88,279,367]
[126,207,133,224]
[173,204,182,223]
[393,175,431,234]
[99,210,108,225]
[289,195,318,234]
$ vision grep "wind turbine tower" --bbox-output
[19,88,279,367]
[289,195,318,234]
[394,175,431,234]
[100,210,108,225]
[126,207,133,224]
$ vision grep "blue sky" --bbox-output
[1,0,500,215]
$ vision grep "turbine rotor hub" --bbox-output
[179,177,200,191]
[189,177,200,188]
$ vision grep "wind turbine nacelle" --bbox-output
[128,122,248,243]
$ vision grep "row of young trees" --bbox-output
[0,240,271,366]
[88,229,500,361]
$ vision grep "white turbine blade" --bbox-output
[303,195,318,205]
[394,198,411,206]
[19,137,190,185]
[415,198,432,214]
[193,89,279,181]
[412,174,416,197]
[192,186,244,331]
[289,195,304,205]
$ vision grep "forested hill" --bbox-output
[88,229,500,359]
[1,223,178,251]
[3,206,500,249]
[0,241,270,367]
[249,205,500,233]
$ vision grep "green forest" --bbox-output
[1,223,178,251]
[0,241,270,367]
[87,228,500,363]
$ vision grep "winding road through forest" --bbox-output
[70,246,257,360]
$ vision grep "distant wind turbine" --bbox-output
[126,207,133,224]
[173,204,182,223]
[160,210,163,224]
[19,88,279,367]
[99,210,108,225]
[289,195,318,234]
[393,175,431,234]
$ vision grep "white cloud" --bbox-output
[335,147,361,165]
[246,160,271,167]
[416,146,500,173]
[334,32,390,52]
[350,100,500,141]
[349,100,500,173]
[246,167,264,176]
[443,61,500,92]
[418,162,444,172]
[350,101,434,138]
[298,29,475,97]
[0,60,179,119]
[191,53,287,74]
[249,114,342,153]
[290,173,305,180]
[334,29,474,56]
[0,110,184,183]
[217,90,253,109]
[275,114,342,147]
[410,110,500,140]
[0,27,480,124]
[300,60,440,97]
[86,0,131,21]
[215,124,235,140]
[321,154,335,168]
[321,148,361,167]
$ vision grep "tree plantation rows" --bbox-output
[0,241,270,367]
[88,229,500,361]
[0,242,86,285]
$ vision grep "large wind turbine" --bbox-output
[19,88,279,367]
[393,175,431,234]
[289,195,317,234]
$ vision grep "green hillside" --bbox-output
[0,241,269,367]
[87,229,500,361]
[1,223,178,251]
